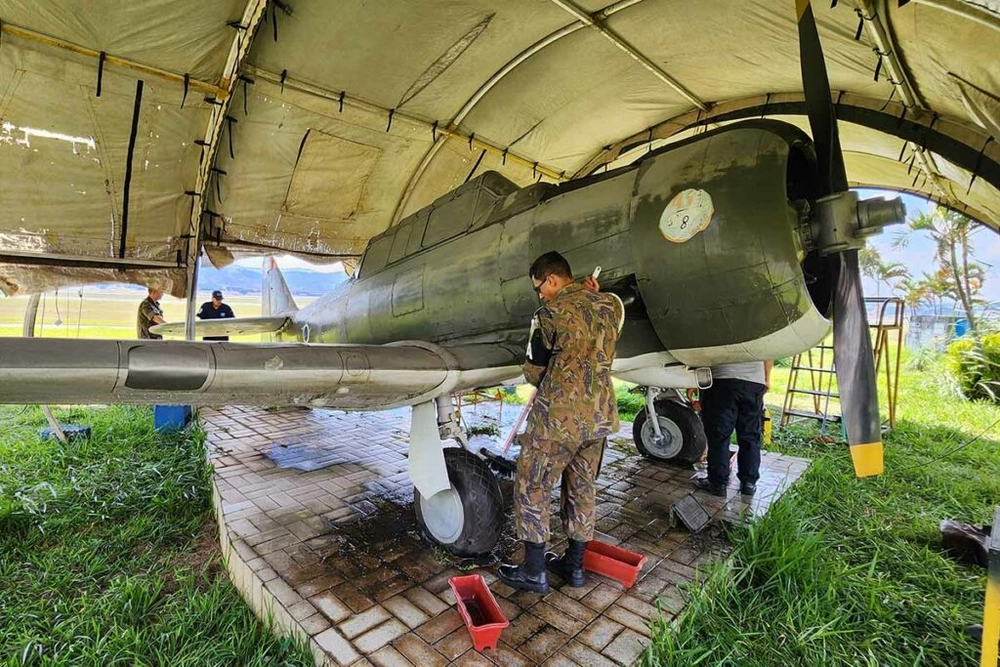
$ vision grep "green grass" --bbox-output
[645,357,1000,666]
[0,405,313,667]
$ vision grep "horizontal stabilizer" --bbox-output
[150,316,289,338]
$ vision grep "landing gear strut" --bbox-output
[411,396,503,557]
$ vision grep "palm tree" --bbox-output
[894,207,987,332]
[860,246,910,298]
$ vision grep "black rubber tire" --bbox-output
[632,400,707,466]
[414,447,503,557]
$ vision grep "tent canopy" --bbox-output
[0,0,997,296]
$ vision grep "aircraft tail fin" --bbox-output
[262,257,299,316]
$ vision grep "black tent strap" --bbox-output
[119,80,144,259]
[203,96,224,106]
[468,133,475,150]
[386,108,395,132]
[502,147,508,165]
[432,120,438,141]
[339,90,345,113]
[464,150,486,183]
[181,73,190,108]
[280,69,288,93]
[968,137,995,195]
[96,51,106,97]
[239,75,254,115]
[226,115,238,159]
[271,3,279,42]
[194,139,210,148]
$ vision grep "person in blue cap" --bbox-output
[196,290,235,341]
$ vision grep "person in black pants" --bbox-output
[196,290,235,341]
[694,360,772,497]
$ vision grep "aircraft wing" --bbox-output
[150,316,290,337]
[0,338,521,411]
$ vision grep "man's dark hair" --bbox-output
[529,251,572,281]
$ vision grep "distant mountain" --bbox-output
[197,265,348,296]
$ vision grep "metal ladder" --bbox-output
[780,296,905,434]
[780,343,841,436]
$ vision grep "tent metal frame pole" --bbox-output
[546,0,708,111]
[857,0,951,205]
[0,22,228,98]
[390,0,648,224]
[183,0,269,338]
[573,93,1000,193]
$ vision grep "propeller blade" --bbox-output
[832,249,883,477]
[795,0,848,195]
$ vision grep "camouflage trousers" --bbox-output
[514,437,605,543]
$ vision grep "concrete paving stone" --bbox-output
[617,594,660,621]
[423,570,464,596]
[518,626,570,664]
[580,582,623,613]
[244,526,290,547]
[540,654,577,667]
[415,609,465,645]
[287,599,318,622]
[311,591,353,624]
[255,533,300,555]
[367,645,415,667]
[479,646,532,667]
[373,573,414,602]
[300,612,332,637]
[331,581,377,614]
[314,628,361,667]
[554,576,599,600]
[500,612,547,648]
[601,628,647,666]
[448,651,493,666]
[653,558,697,583]
[434,626,475,661]
[383,594,431,629]
[403,586,450,616]
[530,601,587,636]
[393,632,449,667]
[577,616,626,652]
[264,577,303,608]
[340,605,392,640]
[355,619,410,654]
[653,584,686,615]
[545,589,599,623]
[298,573,346,598]
[604,604,651,637]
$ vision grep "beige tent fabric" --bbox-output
[0,0,997,296]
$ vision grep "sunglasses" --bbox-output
[532,274,549,294]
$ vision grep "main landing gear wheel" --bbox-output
[414,447,503,557]
[632,400,706,466]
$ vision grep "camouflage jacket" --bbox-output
[137,297,163,340]
[523,283,624,442]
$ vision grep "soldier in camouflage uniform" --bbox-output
[498,251,624,594]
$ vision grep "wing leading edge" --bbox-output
[0,338,522,411]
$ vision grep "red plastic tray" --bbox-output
[583,540,647,588]
[448,574,509,652]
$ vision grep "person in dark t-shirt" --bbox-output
[196,290,235,341]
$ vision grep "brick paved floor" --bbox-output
[203,403,809,667]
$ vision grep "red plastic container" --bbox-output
[583,540,648,588]
[448,574,509,651]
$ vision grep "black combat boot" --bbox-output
[498,541,550,594]
[545,539,587,587]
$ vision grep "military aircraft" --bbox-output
[0,1,905,556]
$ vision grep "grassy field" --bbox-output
[645,356,1000,666]
[0,289,314,341]
[0,404,313,667]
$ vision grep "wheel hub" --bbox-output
[419,484,464,544]
[641,415,684,459]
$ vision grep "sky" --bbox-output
[234,189,1000,306]
[858,189,1000,305]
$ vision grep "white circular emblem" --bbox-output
[658,188,714,243]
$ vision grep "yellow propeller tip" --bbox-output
[850,441,884,477]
